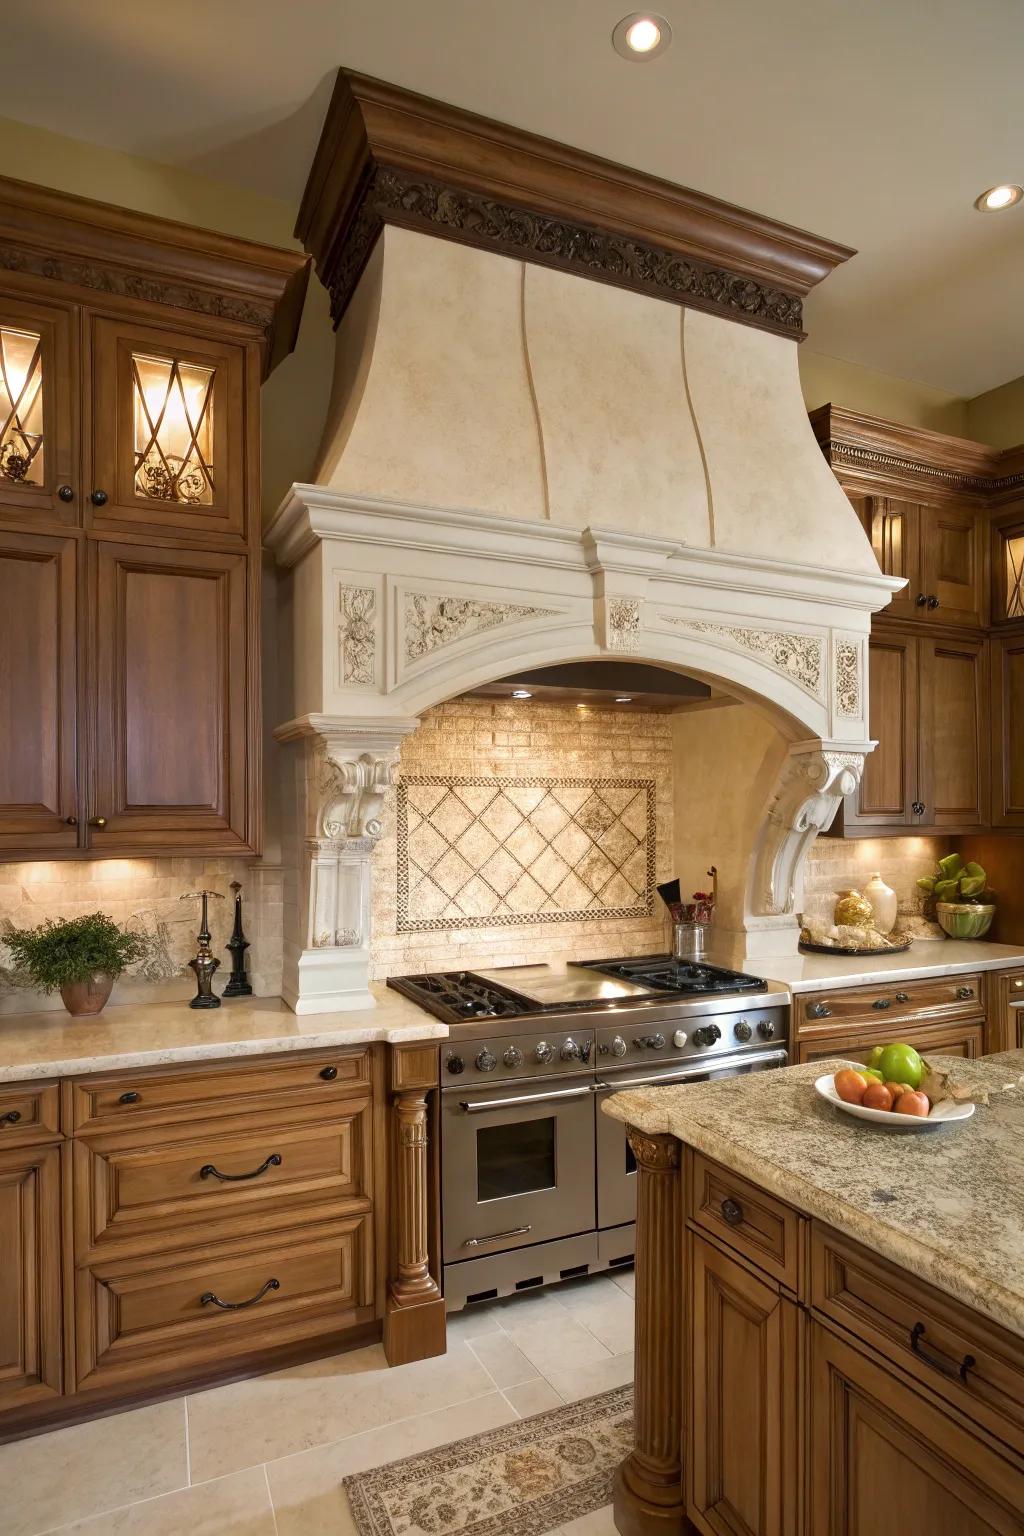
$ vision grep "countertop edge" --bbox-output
[785,948,1024,994]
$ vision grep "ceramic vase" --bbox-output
[59,973,114,1017]
[863,872,898,935]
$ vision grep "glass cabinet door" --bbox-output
[87,314,246,539]
[993,517,1024,625]
[0,295,77,523]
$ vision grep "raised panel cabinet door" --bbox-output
[991,635,1024,828]
[809,1321,1024,1534]
[0,292,78,525]
[86,314,246,540]
[688,1233,801,1536]
[90,541,252,851]
[796,1018,984,1067]
[0,1144,62,1412]
[0,530,80,853]
[920,501,983,627]
[845,630,918,830]
[867,497,921,621]
[918,635,990,830]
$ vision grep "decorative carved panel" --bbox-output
[337,584,377,686]
[403,592,556,664]
[663,616,825,701]
[833,638,863,719]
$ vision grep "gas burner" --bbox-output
[386,970,538,1023]
[571,955,766,994]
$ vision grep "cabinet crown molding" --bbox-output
[811,403,1024,503]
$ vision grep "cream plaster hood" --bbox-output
[267,210,902,1014]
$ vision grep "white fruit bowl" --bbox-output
[814,1074,975,1131]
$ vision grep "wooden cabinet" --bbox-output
[794,973,989,1063]
[0,175,308,860]
[0,1144,62,1414]
[851,492,982,628]
[688,1233,801,1536]
[845,628,917,830]
[986,968,1024,1052]
[990,511,1024,626]
[991,633,1024,827]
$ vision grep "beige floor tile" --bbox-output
[503,1377,563,1417]
[47,1468,275,1536]
[0,1400,187,1536]
[468,1330,538,1388]
[187,1340,494,1483]
[609,1267,635,1298]
[559,1277,635,1355]
[267,1393,515,1536]
[545,1349,634,1404]
[444,1301,507,1343]
[509,1315,613,1379]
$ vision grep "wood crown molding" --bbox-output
[296,69,855,341]
[0,173,311,377]
[810,403,1024,505]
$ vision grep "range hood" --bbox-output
[266,70,902,1013]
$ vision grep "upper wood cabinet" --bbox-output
[0,175,309,861]
[849,492,983,627]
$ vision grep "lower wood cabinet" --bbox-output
[0,1144,63,1414]
[795,1016,985,1067]
[794,974,989,1065]
[808,1321,1024,1535]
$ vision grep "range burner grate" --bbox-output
[386,970,537,1022]
[572,955,766,994]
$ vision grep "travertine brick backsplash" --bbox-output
[799,835,945,928]
[0,858,283,1014]
[370,699,674,978]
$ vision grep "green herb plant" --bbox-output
[4,913,149,994]
[916,853,991,906]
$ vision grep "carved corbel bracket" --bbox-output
[750,742,868,917]
[318,745,400,841]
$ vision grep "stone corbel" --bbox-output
[750,741,869,918]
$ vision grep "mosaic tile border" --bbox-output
[395,774,657,932]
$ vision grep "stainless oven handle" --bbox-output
[463,1225,532,1249]
[458,1086,595,1113]
[595,1048,789,1091]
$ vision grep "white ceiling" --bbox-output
[7,0,1024,396]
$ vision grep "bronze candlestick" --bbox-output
[222,880,252,998]
[180,889,224,1009]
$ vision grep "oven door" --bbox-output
[441,1077,596,1265]
[595,1048,788,1232]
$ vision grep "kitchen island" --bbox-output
[604,1053,1024,1536]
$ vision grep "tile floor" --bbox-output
[3,1267,636,1536]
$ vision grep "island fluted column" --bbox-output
[613,1127,690,1536]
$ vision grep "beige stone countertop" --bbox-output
[604,1055,1024,1338]
[739,939,1024,994]
[0,991,447,1083]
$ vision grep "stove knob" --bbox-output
[502,1045,523,1069]
[693,1024,722,1048]
[757,1018,777,1040]
[611,1035,627,1058]
[672,1029,688,1048]
[475,1048,497,1072]
[646,1033,666,1050]
[733,1019,752,1042]
[535,1041,555,1065]
[446,1053,465,1075]
[560,1037,581,1061]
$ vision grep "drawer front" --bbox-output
[0,1081,61,1148]
[71,1048,371,1132]
[73,1216,372,1393]
[795,1018,985,1068]
[688,1152,802,1292]
[799,973,983,1031]
[74,1101,372,1259]
[811,1223,1024,1457]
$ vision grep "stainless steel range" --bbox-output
[387,956,789,1308]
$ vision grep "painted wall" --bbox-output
[798,349,968,436]
[965,375,1024,450]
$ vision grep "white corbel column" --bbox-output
[276,715,419,1014]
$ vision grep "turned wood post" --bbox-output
[383,1043,447,1365]
[614,1127,690,1536]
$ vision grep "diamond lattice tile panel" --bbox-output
[396,776,655,931]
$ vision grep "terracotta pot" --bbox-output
[59,973,114,1017]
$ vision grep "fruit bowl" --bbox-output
[814,1073,974,1131]
[936,901,995,940]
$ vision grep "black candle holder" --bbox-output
[180,889,224,1009]
[222,880,253,998]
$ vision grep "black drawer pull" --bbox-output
[90,488,108,506]
[199,1152,282,1182]
[912,800,925,816]
[319,1066,338,1081]
[118,1091,141,1105]
[895,992,911,1003]
[910,1322,974,1383]
[720,1197,744,1227]
[1,1110,22,1125]
[58,484,75,502]
[956,986,975,1000]
[806,1002,832,1020]
[200,1277,280,1311]
[872,998,891,1010]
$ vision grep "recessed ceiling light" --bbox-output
[612,12,672,61]
[974,183,1023,212]
[615,696,633,703]
[511,689,532,699]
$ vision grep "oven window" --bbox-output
[477,1117,556,1201]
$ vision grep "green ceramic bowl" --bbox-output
[935,902,995,940]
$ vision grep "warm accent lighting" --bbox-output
[133,352,215,503]
[511,689,532,699]
[0,326,44,485]
[612,12,672,60]
[974,183,1023,212]
[615,696,633,703]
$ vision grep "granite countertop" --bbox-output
[0,990,447,1083]
[603,1054,1024,1338]
[749,939,1024,994]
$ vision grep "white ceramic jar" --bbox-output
[864,871,898,935]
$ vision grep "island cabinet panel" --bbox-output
[688,1233,801,1536]
[986,968,1024,1052]
[0,1144,63,1413]
[808,1322,1024,1535]
[688,1152,802,1293]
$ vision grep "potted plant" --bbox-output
[916,854,995,940]
[4,913,149,1016]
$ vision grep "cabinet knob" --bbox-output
[64,815,78,826]
[806,1002,832,1020]
[912,801,925,816]
[895,992,911,1003]
[1014,979,1024,991]
[118,1091,141,1105]
[720,1198,744,1227]
[915,593,927,607]
[872,998,892,1010]
[58,484,75,503]
[319,1066,338,1081]
[956,986,975,1000]
[1,1110,22,1125]
[90,489,108,506]
[926,594,940,610]
[89,816,107,828]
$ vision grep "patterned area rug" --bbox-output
[343,1385,633,1535]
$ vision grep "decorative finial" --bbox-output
[179,889,224,1009]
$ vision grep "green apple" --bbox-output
[877,1042,924,1090]
[866,1045,885,1069]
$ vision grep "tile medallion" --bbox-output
[396,776,656,930]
